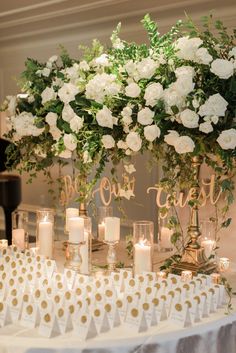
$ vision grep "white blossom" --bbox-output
[144,82,163,107]
[217,129,236,149]
[125,82,141,98]
[137,107,154,125]
[96,106,116,128]
[41,87,57,105]
[45,112,58,126]
[85,73,121,103]
[124,164,136,174]
[144,125,160,142]
[117,140,128,149]
[58,149,72,159]
[83,151,92,163]
[126,131,142,152]
[175,66,195,78]
[78,61,90,71]
[210,59,234,79]
[62,104,77,122]
[101,135,115,149]
[12,112,44,137]
[136,58,159,80]
[58,83,79,104]
[174,36,203,61]
[50,126,62,141]
[95,54,110,67]
[63,134,77,151]
[70,116,84,133]
[180,109,199,128]
[199,93,228,117]
[229,47,236,58]
[199,121,213,134]
[174,136,195,154]
[195,47,213,65]
[164,130,179,146]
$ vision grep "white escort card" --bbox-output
[20,303,40,329]
[125,306,148,333]
[169,301,192,328]
[74,312,98,340]
[64,269,76,290]
[56,307,73,333]
[0,302,12,327]
[38,312,61,338]
[189,296,201,323]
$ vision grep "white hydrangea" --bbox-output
[163,87,185,113]
[63,134,77,151]
[95,54,110,67]
[125,82,141,98]
[199,121,213,134]
[58,83,79,104]
[174,136,195,154]
[144,83,163,107]
[96,106,117,128]
[174,36,203,61]
[126,131,142,152]
[137,107,154,125]
[164,130,180,146]
[78,61,90,71]
[175,66,195,78]
[136,58,159,80]
[101,135,115,149]
[70,116,84,133]
[45,112,58,126]
[12,112,44,137]
[229,47,236,58]
[41,87,57,105]
[172,76,194,96]
[62,104,77,122]
[198,93,228,117]
[85,73,121,103]
[144,125,160,142]
[217,129,236,149]
[180,109,199,128]
[195,47,213,65]
[210,59,234,79]
[50,126,62,141]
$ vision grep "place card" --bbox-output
[189,296,201,323]
[0,281,7,300]
[103,302,121,328]
[74,312,97,340]
[115,298,126,319]
[125,306,148,333]
[140,301,157,327]
[38,312,61,338]
[199,292,209,318]
[155,296,168,321]
[45,260,57,278]
[168,274,181,288]
[207,288,217,313]
[169,301,192,328]
[125,278,139,293]
[8,297,22,322]
[104,287,117,303]
[111,272,123,290]
[39,299,53,314]
[20,303,40,329]
[56,307,73,333]
[92,308,111,333]
[142,271,157,283]
[52,294,63,309]
[0,302,12,327]
[74,274,90,288]
[64,269,76,290]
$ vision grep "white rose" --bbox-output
[85,73,121,103]
[83,151,92,163]
[50,126,61,141]
[45,112,58,126]
[195,48,213,65]
[173,76,194,96]
[211,115,219,125]
[126,131,142,152]
[144,82,163,107]
[95,54,110,67]
[113,38,125,50]
[180,109,199,128]
[41,87,57,105]
[174,136,195,154]
[13,112,44,137]
[121,106,132,118]
[210,59,234,79]
[96,106,115,128]
[199,121,213,134]
[70,116,84,133]
[144,125,160,142]
[164,130,180,146]
[124,60,138,80]
[217,129,236,149]
[137,107,154,125]
[78,61,90,71]
[199,93,228,117]
[63,134,77,151]
[62,104,76,122]
[58,149,72,159]
[117,140,128,149]
[136,58,158,79]
[41,68,51,77]
[48,55,58,63]
[125,82,141,98]
[124,164,136,174]
[58,83,79,104]
[175,36,203,60]
[163,87,185,112]
[101,135,115,149]
[175,66,195,78]
[229,47,236,58]
[6,96,17,116]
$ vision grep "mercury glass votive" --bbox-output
[157,271,167,279]
[181,270,193,282]
[219,257,230,272]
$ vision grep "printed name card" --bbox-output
[74,312,97,340]
[56,307,73,333]
[0,302,12,327]
[38,312,61,338]
[170,302,192,328]
[20,303,40,329]
[125,306,148,333]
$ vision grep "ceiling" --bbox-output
[0,0,235,49]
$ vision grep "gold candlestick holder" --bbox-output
[65,241,85,273]
[171,155,216,275]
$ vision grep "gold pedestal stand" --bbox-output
[171,156,216,275]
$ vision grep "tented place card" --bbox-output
[20,303,40,328]
[74,312,97,340]
[125,306,148,333]
[38,312,61,338]
[170,302,192,328]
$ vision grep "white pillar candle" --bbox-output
[65,208,79,232]
[68,217,84,243]
[134,241,151,275]
[38,221,53,258]
[80,231,89,274]
[160,227,173,248]
[201,239,216,258]
[104,217,120,242]
[12,228,25,251]
[98,222,105,241]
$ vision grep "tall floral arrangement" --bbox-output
[2,15,236,215]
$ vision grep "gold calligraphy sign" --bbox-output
[147,175,222,218]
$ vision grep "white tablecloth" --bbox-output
[0,302,235,353]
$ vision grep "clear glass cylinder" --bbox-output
[36,208,54,259]
[158,217,173,252]
[200,220,216,259]
[12,210,29,251]
[78,214,92,275]
[97,206,113,241]
[133,220,154,275]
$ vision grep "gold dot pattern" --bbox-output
[58,308,64,318]
[81,315,87,324]
[26,305,33,315]
[131,308,138,318]
[94,309,100,317]
[175,304,182,312]
[44,314,51,323]
[105,304,111,312]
